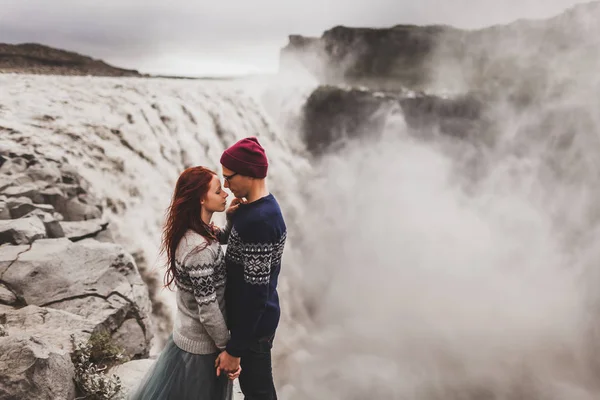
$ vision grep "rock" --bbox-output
[1,173,34,187]
[94,226,116,243]
[0,335,76,400]
[7,196,55,219]
[0,284,17,306]
[1,182,43,199]
[111,318,147,357]
[26,163,62,184]
[0,324,6,337]
[302,85,486,155]
[0,177,11,192]
[302,86,398,155]
[1,238,153,358]
[0,200,9,220]
[56,183,83,198]
[59,165,92,194]
[35,184,101,221]
[0,243,30,276]
[280,2,600,93]
[109,358,154,394]
[0,305,97,351]
[22,209,66,239]
[0,157,28,175]
[0,215,46,245]
[54,196,102,221]
[60,219,108,241]
[38,186,66,202]
[6,196,32,206]
[51,294,134,335]
[281,24,452,90]
[398,94,486,140]
[6,197,35,219]
[36,211,65,239]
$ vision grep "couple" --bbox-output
[131,137,286,400]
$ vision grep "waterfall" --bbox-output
[4,68,600,399]
[0,73,311,354]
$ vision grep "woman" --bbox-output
[130,166,240,400]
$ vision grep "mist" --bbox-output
[266,2,600,399]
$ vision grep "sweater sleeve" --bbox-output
[216,220,232,245]
[183,244,230,350]
[226,221,275,356]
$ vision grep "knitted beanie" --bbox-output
[220,137,268,178]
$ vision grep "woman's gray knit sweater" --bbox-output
[172,229,229,354]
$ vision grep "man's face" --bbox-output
[222,165,249,199]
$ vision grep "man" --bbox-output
[215,137,287,400]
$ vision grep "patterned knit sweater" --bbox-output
[218,193,287,357]
[172,229,229,354]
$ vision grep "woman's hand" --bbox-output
[227,366,242,380]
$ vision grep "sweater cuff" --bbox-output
[225,339,246,357]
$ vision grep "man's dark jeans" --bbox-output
[238,335,277,400]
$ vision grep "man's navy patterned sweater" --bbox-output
[222,193,286,357]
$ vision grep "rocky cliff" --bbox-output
[281,1,600,93]
[301,86,488,155]
[0,143,153,398]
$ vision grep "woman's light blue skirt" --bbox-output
[129,335,233,400]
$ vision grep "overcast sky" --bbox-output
[0,0,588,76]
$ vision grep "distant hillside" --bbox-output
[0,43,143,77]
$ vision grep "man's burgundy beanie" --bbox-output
[220,136,268,178]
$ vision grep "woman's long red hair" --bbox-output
[161,166,218,288]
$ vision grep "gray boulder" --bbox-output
[0,284,17,306]
[0,304,97,352]
[1,181,44,200]
[25,209,65,239]
[26,163,62,184]
[0,200,9,220]
[60,219,108,241]
[0,157,28,175]
[53,196,102,221]
[0,215,47,245]
[0,244,30,276]
[6,196,55,219]
[111,318,147,357]
[1,238,153,358]
[0,177,11,192]
[0,335,76,400]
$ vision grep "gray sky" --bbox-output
[0,0,588,76]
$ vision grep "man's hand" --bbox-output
[215,351,241,377]
[226,198,246,220]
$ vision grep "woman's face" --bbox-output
[202,175,229,213]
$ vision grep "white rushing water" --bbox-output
[0,73,314,350]
[2,58,600,399]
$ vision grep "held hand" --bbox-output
[226,198,247,219]
[215,351,241,377]
[227,366,242,380]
